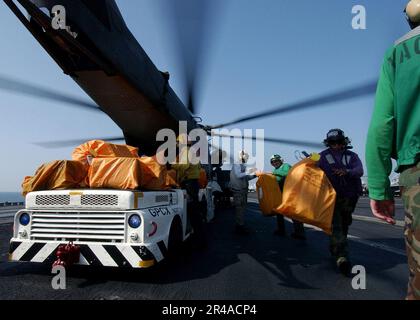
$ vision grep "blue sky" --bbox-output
[0,0,408,191]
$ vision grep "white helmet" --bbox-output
[238,150,249,163]
[406,0,420,28]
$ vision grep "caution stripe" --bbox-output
[8,241,161,268]
[31,243,59,263]
[79,245,103,267]
[78,253,89,265]
[20,243,46,262]
[103,245,130,267]
[12,242,35,261]
[44,247,59,265]
[89,245,118,267]
[9,241,22,254]
[132,245,155,261]
[117,246,143,267]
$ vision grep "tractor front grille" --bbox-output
[29,211,126,243]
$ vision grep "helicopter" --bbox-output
[1,0,378,158]
[1,0,404,273]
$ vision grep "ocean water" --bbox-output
[0,192,24,203]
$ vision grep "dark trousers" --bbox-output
[276,215,305,235]
[329,196,358,261]
[182,179,206,245]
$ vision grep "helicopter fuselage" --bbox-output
[5,0,198,154]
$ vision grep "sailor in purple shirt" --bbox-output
[318,129,364,276]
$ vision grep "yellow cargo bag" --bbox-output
[256,174,282,216]
[275,158,336,235]
[22,160,88,196]
[72,140,139,165]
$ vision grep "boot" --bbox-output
[337,257,352,277]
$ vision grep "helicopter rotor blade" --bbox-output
[167,0,221,114]
[0,74,101,112]
[211,133,324,149]
[210,81,377,129]
[33,136,125,149]
[187,91,195,115]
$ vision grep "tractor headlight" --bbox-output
[128,214,141,229]
[19,213,30,226]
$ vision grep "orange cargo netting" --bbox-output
[72,140,139,164]
[256,174,282,216]
[88,157,178,191]
[22,160,88,196]
[138,156,178,190]
[22,141,180,195]
[274,158,336,235]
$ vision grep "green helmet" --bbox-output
[270,154,282,163]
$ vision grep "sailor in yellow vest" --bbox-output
[172,134,207,249]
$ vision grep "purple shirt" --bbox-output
[318,148,364,198]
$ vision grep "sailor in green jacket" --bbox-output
[366,0,420,300]
[271,155,305,239]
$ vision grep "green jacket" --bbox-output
[366,27,420,200]
[272,163,291,183]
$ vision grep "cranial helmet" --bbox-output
[406,0,420,29]
[270,154,283,163]
[323,129,351,148]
